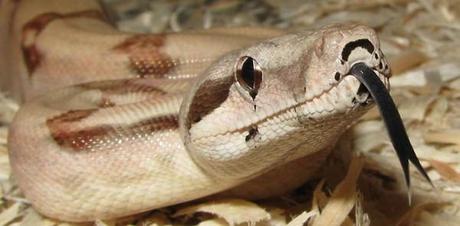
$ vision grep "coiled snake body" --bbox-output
[2,0,430,222]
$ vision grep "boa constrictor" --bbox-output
[1,0,431,222]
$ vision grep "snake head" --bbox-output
[180,24,391,180]
[300,23,391,109]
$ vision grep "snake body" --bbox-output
[1,0,396,222]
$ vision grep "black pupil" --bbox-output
[241,58,255,89]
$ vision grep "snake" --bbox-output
[1,0,431,222]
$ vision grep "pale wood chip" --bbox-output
[0,146,10,180]
[389,49,429,75]
[263,208,287,226]
[311,180,327,212]
[0,127,8,145]
[0,92,19,123]
[436,63,460,82]
[390,70,428,87]
[286,210,316,226]
[136,212,171,226]
[197,218,228,226]
[398,95,436,121]
[390,63,460,94]
[416,145,460,163]
[425,96,449,125]
[310,155,364,226]
[354,193,370,226]
[20,209,44,226]
[424,130,460,146]
[448,78,460,91]
[427,160,460,182]
[0,202,22,226]
[95,219,115,226]
[173,199,270,226]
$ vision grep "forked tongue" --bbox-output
[349,63,433,204]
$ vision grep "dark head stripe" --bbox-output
[186,76,234,129]
[341,39,375,61]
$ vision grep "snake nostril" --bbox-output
[334,72,341,81]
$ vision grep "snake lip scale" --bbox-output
[2,0,431,221]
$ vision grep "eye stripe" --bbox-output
[186,76,234,129]
[341,39,375,61]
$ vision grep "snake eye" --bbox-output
[235,56,262,99]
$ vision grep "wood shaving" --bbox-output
[0,203,22,226]
[173,199,270,226]
[427,160,460,182]
[424,130,460,146]
[388,49,429,75]
[196,218,228,226]
[310,155,364,226]
[286,210,317,226]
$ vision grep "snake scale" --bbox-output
[1,0,431,222]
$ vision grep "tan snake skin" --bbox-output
[1,0,391,222]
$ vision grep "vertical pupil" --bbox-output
[241,58,255,89]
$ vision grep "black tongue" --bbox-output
[349,62,433,203]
